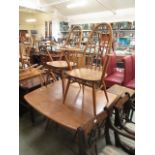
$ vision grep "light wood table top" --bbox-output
[66,68,103,82]
[46,61,75,69]
[19,68,43,81]
[24,81,117,131]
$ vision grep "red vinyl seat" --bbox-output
[122,55,135,89]
[104,54,124,88]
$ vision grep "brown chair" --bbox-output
[114,93,135,135]
[103,93,135,155]
[63,23,113,116]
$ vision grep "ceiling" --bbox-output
[20,0,135,16]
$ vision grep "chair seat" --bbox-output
[124,122,135,133]
[124,79,135,89]
[119,134,135,149]
[105,71,124,87]
[98,146,128,155]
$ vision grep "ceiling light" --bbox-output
[67,1,87,8]
[25,18,37,23]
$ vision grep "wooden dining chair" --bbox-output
[100,93,135,155]
[64,25,83,48]
[63,25,83,70]
[63,23,113,116]
[114,93,135,135]
[84,23,113,68]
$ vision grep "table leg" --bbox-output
[77,127,88,155]
[92,83,96,116]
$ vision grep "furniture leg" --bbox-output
[46,69,50,85]
[61,71,65,95]
[77,127,88,155]
[50,71,57,81]
[92,83,96,116]
[102,81,109,102]
[63,78,71,104]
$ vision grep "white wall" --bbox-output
[67,8,135,25]
[51,9,67,41]
[19,9,67,40]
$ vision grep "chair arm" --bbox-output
[108,116,135,140]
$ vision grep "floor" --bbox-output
[19,109,134,155]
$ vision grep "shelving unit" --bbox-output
[59,21,135,55]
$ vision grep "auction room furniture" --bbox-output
[104,93,135,155]
[46,26,83,94]
[122,55,135,89]
[104,54,124,88]
[64,25,83,48]
[63,23,113,116]
[24,80,118,155]
[19,64,47,121]
[107,84,135,122]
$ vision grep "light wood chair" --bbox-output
[64,25,83,48]
[63,23,113,116]
[84,23,113,68]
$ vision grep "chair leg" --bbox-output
[50,71,57,81]
[102,82,109,102]
[63,79,71,104]
[46,70,50,85]
[130,109,134,122]
[61,71,65,95]
[92,83,96,116]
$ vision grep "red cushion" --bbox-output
[123,56,133,85]
[105,71,124,87]
[124,79,135,89]
[132,55,135,78]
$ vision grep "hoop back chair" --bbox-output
[64,25,83,48]
[64,23,113,116]
[63,25,83,70]
[83,23,113,68]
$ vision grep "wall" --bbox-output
[67,8,135,25]
[19,10,52,39]
[19,8,67,40]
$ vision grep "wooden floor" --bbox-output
[24,80,117,131]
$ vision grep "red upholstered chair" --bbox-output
[104,54,124,88]
[122,55,135,89]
